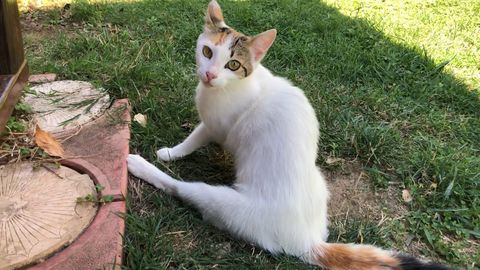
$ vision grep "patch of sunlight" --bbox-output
[322,0,480,91]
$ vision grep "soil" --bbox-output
[325,161,407,222]
[20,4,80,37]
[324,160,449,262]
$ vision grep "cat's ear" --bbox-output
[205,0,225,30]
[249,29,277,62]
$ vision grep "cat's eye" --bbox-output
[225,60,241,71]
[202,46,212,59]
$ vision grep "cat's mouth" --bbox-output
[201,80,214,88]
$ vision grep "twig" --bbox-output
[164,231,187,235]
[41,163,64,179]
[63,153,104,159]
[354,171,364,189]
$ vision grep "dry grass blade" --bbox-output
[34,125,64,158]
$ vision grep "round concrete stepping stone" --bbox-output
[24,80,110,136]
[0,162,98,270]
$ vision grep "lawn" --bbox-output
[20,0,479,268]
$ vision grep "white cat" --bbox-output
[128,1,448,269]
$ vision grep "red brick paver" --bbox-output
[63,99,130,199]
[28,99,131,270]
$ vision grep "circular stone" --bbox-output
[0,162,98,270]
[24,80,110,135]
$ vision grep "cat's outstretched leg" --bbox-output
[127,154,246,230]
[157,122,211,161]
[128,154,178,192]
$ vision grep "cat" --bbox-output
[127,1,449,269]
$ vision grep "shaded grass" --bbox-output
[125,179,318,270]
[21,0,479,268]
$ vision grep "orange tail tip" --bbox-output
[309,243,451,270]
[310,243,400,270]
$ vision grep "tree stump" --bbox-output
[0,162,98,270]
[24,81,110,137]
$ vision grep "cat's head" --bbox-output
[196,0,276,88]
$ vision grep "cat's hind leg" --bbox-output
[157,122,211,161]
[128,154,178,193]
[127,154,246,229]
[128,154,284,253]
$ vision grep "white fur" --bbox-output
[128,24,329,262]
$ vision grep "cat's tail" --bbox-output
[307,242,450,270]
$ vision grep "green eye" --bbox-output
[202,46,212,59]
[226,60,241,71]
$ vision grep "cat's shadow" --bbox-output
[173,144,236,185]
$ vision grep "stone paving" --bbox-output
[21,76,130,270]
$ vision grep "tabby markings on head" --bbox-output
[228,34,253,78]
[205,27,253,78]
[208,26,233,46]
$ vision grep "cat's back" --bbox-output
[226,68,319,163]
[257,66,315,114]
[225,68,323,206]
[258,68,319,139]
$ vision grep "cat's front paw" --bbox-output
[157,147,174,161]
[127,154,150,179]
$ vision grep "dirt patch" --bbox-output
[325,161,407,222]
[20,5,81,38]
[323,161,451,262]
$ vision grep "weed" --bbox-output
[77,184,114,204]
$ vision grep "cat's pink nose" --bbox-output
[206,71,217,82]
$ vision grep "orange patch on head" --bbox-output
[206,28,240,46]
[208,30,229,45]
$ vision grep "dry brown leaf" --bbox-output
[402,189,412,203]
[34,125,64,158]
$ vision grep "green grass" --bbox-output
[21,0,479,268]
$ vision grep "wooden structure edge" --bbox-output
[0,0,29,133]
